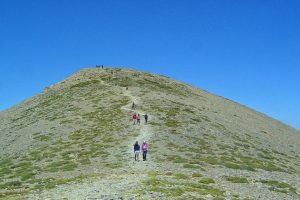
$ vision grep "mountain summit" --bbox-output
[0,67,299,199]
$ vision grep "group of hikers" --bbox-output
[130,101,149,161]
[95,65,104,68]
[132,112,148,125]
[133,141,148,161]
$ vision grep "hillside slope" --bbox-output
[0,68,299,200]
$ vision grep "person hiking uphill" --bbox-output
[144,114,148,124]
[132,113,137,125]
[141,141,148,161]
[133,141,140,161]
[132,102,136,109]
[137,114,141,125]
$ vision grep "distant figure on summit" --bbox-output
[132,102,136,109]
[144,114,148,124]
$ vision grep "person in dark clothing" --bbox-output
[144,114,148,124]
[137,114,141,125]
[133,141,140,161]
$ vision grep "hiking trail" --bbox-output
[121,88,156,169]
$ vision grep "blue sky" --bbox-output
[0,0,299,130]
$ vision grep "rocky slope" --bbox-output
[0,67,299,200]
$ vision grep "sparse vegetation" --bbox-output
[174,173,189,180]
[70,80,100,89]
[226,176,249,183]
[33,133,51,141]
[199,178,215,184]
[0,68,299,199]
[259,180,297,194]
[183,163,202,169]
[142,172,224,198]
[192,173,203,178]
[0,76,131,198]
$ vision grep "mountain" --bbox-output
[0,67,299,200]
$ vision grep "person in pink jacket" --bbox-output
[141,141,148,161]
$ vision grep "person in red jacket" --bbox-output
[141,141,149,161]
[132,113,137,125]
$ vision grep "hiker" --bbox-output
[142,141,148,161]
[144,114,148,124]
[137,114,141,125]
[101,65,103,68]
[133,141,140,161]
[132,102,135,109]
[132,113,137,125]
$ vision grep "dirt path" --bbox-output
[121,88,156,168]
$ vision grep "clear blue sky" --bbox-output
[0,0,299,130]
